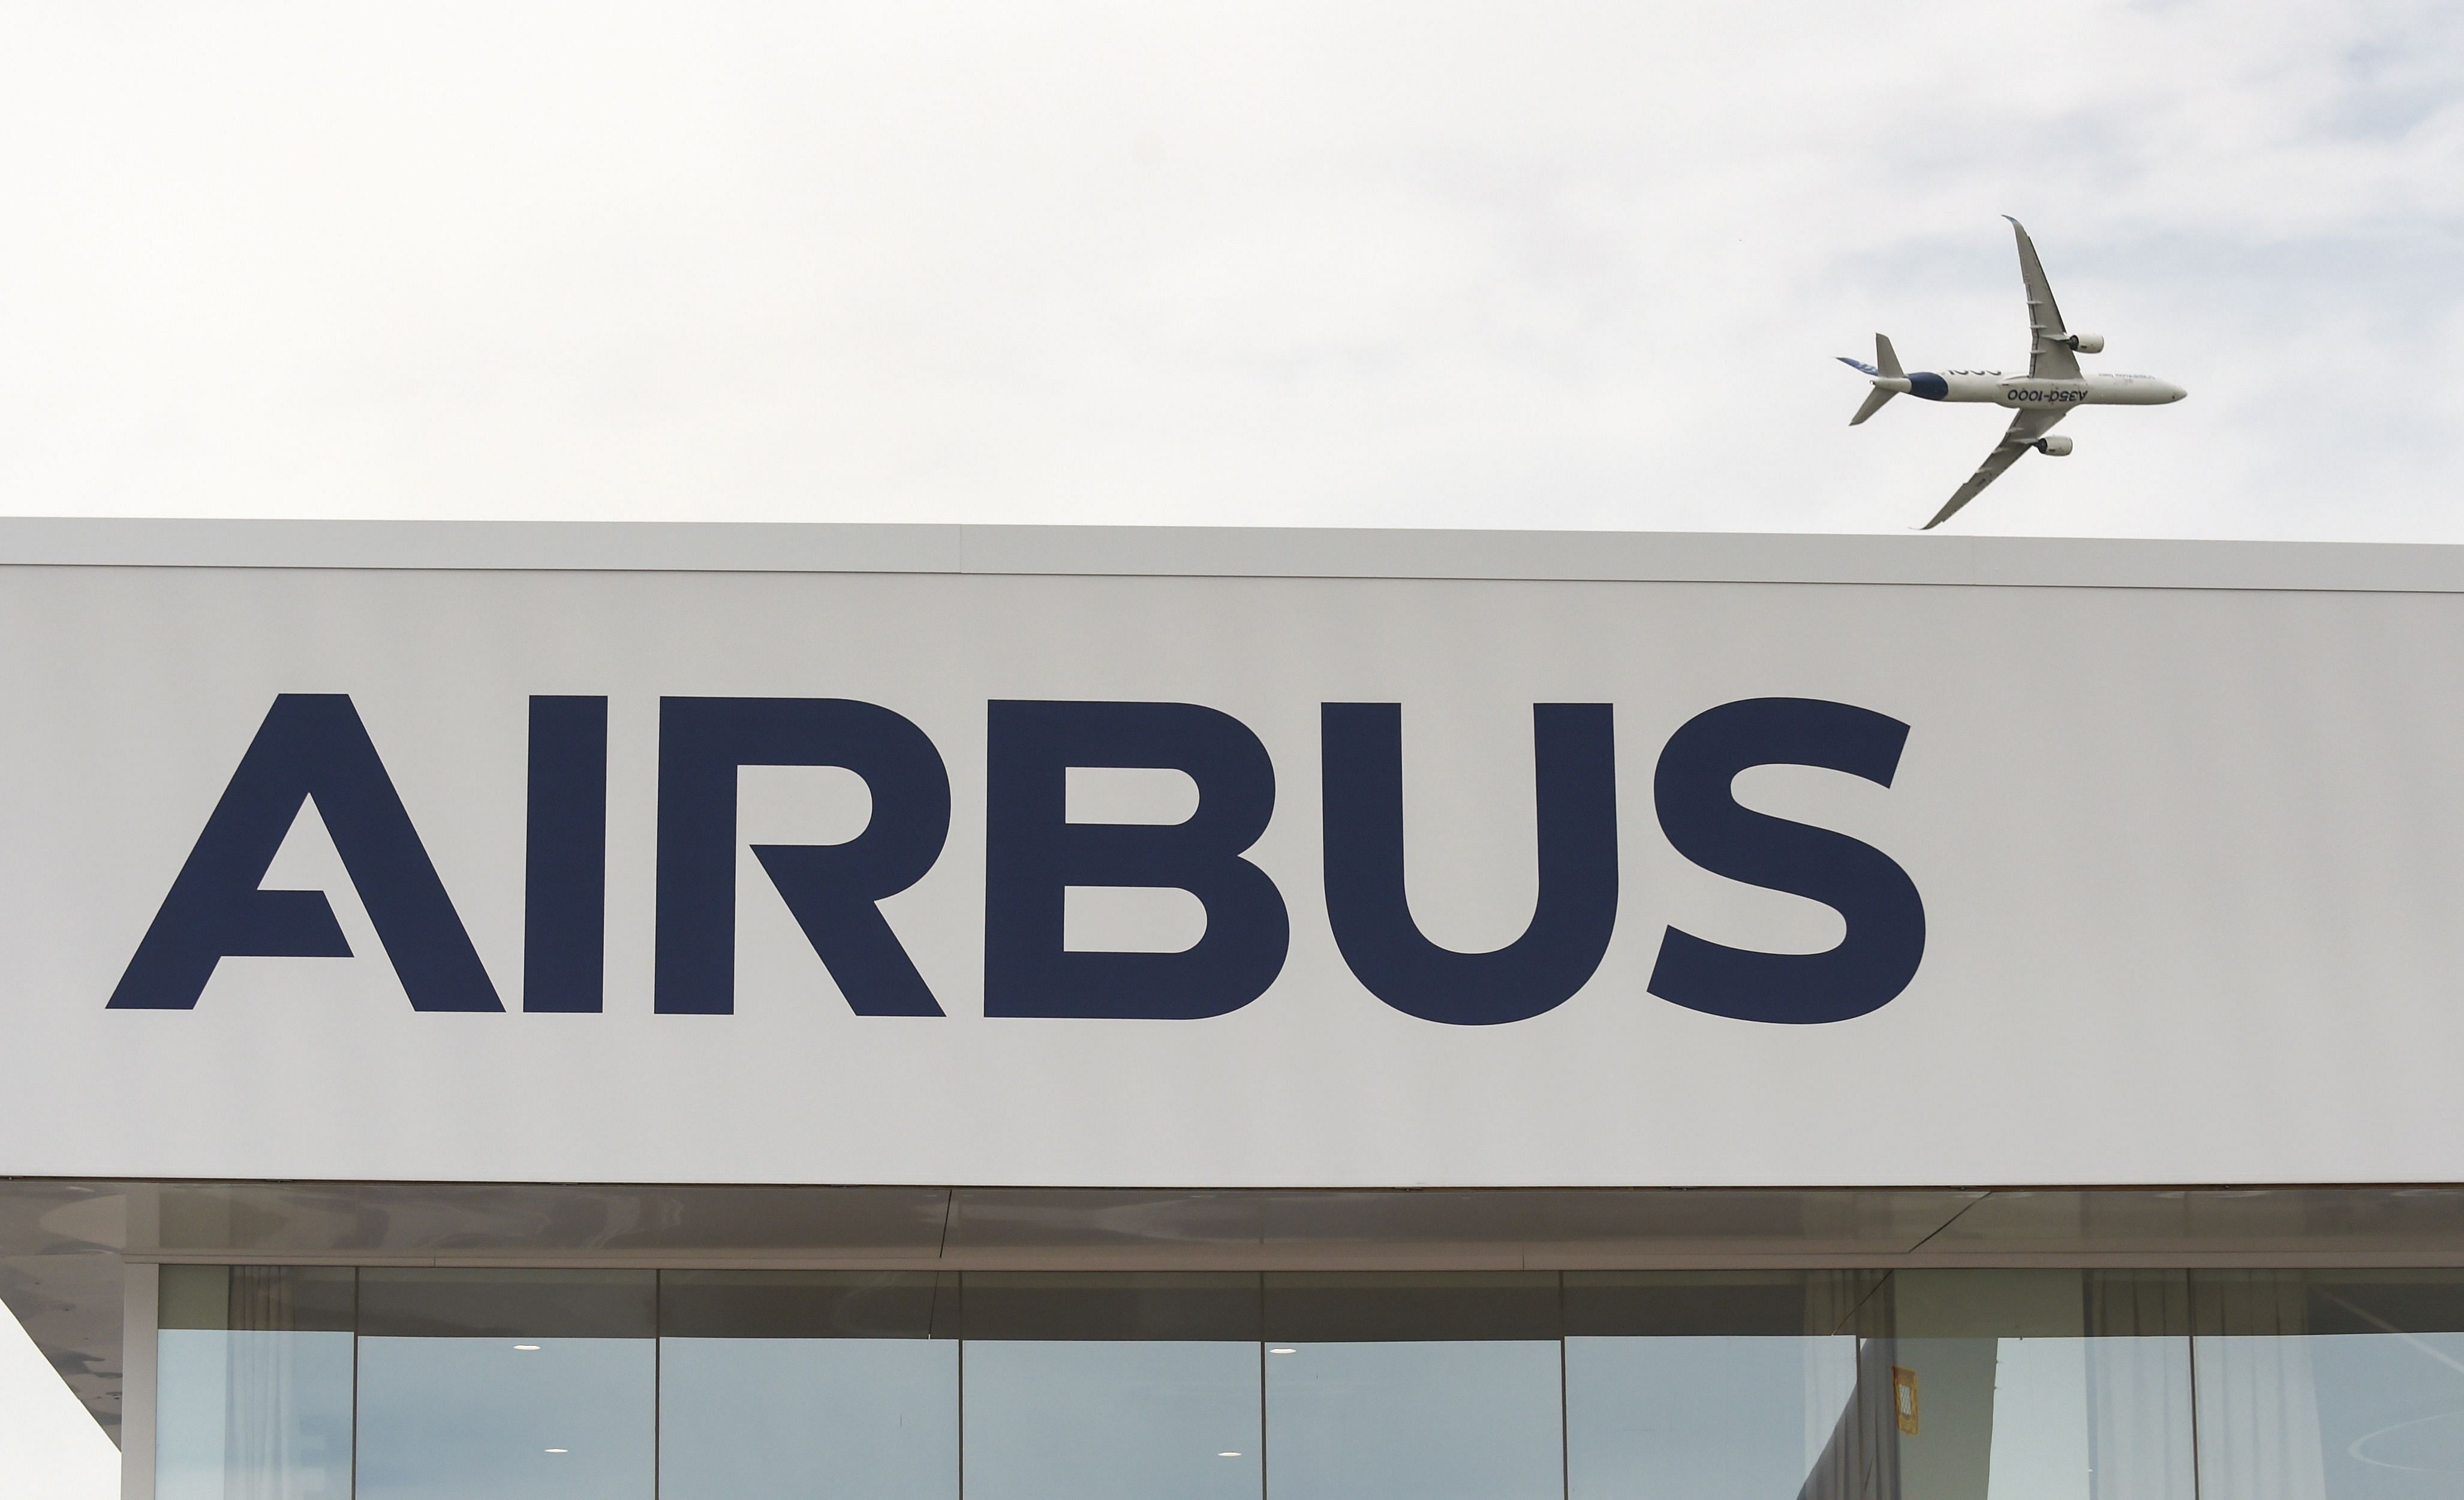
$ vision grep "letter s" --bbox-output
[1648,698,1924,1025]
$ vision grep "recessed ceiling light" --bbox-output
[1268,1347,1297,1354]
[544,1448,567,1454]
[1218,1451,1243,1458]
[514,1344,541,1351]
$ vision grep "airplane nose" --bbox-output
[2167,383,2188,402]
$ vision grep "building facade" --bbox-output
[1,520,2460,1498]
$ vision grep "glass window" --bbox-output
[658,1271,958,1500]
[1885,1269,2195,1500]
[354,1269,655,1500]
[1264,1272,1563,1500]
[132,1260,2284,1499]
[156,1264,355,1500]
[1565,1270,1875,1500]
[961,1272,1262,1500]
[2192,1269,2464,1500]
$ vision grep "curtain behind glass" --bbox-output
[2083,1271,2197,1500]
[2191,1269,2464,1500]
[157,1266,354,1500]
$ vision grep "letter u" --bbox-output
[1320,703,1618,1025]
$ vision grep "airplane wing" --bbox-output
[2007,217,2081,381]
[1920,406,2069,530]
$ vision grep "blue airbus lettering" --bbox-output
[109,694,1926,1024]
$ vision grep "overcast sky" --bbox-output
[2,1,2462,1488]
[4,1,2461,543]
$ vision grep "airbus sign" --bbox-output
[109,692,1925,1027]
[4,522,2463,1188]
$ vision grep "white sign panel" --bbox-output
[3,535,2460,1186]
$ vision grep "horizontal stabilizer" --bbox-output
[1850,385,1897,426]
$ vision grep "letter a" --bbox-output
[108,694,504,1011]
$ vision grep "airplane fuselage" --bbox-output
[1840,218,2185,527]
[1900,370,2187,408]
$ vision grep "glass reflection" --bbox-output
[658,1271,957,1500]
[1886,1270,2194,1500]
[2193,1269,2464,1500]
[140,1260,2430,1500]
[960,1273,1261,1500]
[1265,1272,1563,1500]
[1564,1272,1871,1500]
[155,1266,354,1500]
[354,1269,655,1500]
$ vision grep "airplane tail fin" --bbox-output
[1847,333,1903,426]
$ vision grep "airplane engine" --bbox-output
[2035,435,2074,456]
[2063,333,2105,354]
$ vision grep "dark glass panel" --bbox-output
[658,1270,956,1339]
[357,1267,654,1339]
[2195,1267,2464,1336]
[1263,1271,1559,1342]
[961,1271,1260,1341]
[1566,1269,1881,1338]
[158,1264,355,1332]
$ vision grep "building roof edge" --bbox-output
[0,517,2455,594]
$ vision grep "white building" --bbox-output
[4,519,2460,1499]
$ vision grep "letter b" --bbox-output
[983,701,1288,1019]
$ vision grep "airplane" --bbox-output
[1840,218,2186,530]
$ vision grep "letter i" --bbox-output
[524,696,609,1012]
